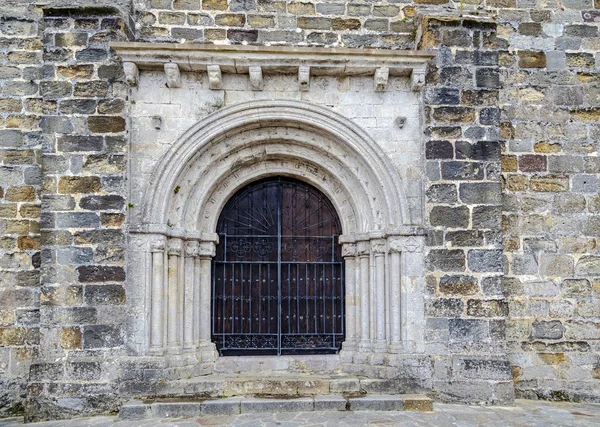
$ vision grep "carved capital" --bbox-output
[150,237,166,252]
[356,241,371,256]
[184,240,199,257]
[207,65,222,90]
[198,241,216,258]
[167,238,183,255]
[371,238,387,254]
[342,243,356,257]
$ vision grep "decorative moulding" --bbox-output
[111,43,435,92]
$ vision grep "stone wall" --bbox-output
[495,1,600,402]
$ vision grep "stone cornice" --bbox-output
[110,42,435,91]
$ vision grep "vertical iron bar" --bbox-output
[277,179,282,355]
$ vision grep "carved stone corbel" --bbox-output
[167,238,182,256]
[411,68,426,91]
[249,66,263,90]
[123,61,139,86]
[184,240,199,257]
[164,62,181,88]
[342,242,356,258]
[298,65,310,91]
[207,65,222,90]
[374,67,389,92]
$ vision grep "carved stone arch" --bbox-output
[128,99,426,372]
[139,100,413,235]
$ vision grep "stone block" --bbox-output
[468,249,503,273]
[430,206,469,228]
[201,397,241,415]
[441,161,485,180]
[330,378,360,393]
[83,325,123,348]
[427,249,466,272]
[240,397,313,413]
[532,320,564,339]
[427,184,457,203]
[152,402,201,418]
[467,299,508,317]
[58,176,102,194]
[55,212,100,229]
[402,395,433,411]
[518,51,547,68]
[77,265,125,282]
[439,275,478,295]
[314,395,346,411]
[349,395,403,411]
[460,183,502,205]
[449,319,489,342]
[119,401,150,420]
[539,254,574,277]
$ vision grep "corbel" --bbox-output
[207,64,222,90]
[411,68,426,91]
[298,65,310,91]
[164,62,181,88]
[249,66,263,91]
[123,61,139,86]
[374,67,389,92]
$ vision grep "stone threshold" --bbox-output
[119,394,433,420]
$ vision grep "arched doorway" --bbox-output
[212,177,344,355]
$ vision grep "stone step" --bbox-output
[163,374,413,397]
[119,394,433,420]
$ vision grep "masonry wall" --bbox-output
[0,0,598,421]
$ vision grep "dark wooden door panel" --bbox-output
[212,177,344,355]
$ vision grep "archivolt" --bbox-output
[142,100,410,236]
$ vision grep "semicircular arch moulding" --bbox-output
[141,99,416,237]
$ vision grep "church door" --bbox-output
[212,177,344,355]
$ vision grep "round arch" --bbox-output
[140,100,411,237]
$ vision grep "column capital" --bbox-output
[342,242,356,257]
[198,241,216,258]
[184,240,199,257]
[371,238,387,254]
[356,240,371,256]
[167,237,183,255]
[150,236,166,252]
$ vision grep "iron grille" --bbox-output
[211,177,344,355]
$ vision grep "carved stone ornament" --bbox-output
[184,240,199,257]
[207,65,222,90]
[123,61,139,86]
[198,241,216,258]
[164,62,181,88]
[249,66,263,91]
[150,237,165,252]
[403,236,421,252]
[411,68,426,92]
[374,67,389,92]
[167,238,183,255]
[371,239,387,254]
[298,65,310,91]
[357,241,371,256]
[342,243,357,257]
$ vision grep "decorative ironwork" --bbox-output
[212,177,344,355]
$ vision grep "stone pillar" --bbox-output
[357,240,371,352]
[341,242,357,352]
[167,238,182,354]
[388,243,402,353]
[372,238,387,351]
[183,240,199,352]
[198,239,217,361]
[149,236,166,355]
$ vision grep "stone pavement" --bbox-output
[1,400,600,426]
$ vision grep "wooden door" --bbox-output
[212,177,344,355]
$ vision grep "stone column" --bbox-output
[198,239,217,361]
[167,238,182,354]
[341,242,357,352]
[372,238,387,351]
[357,240,371,352]
[388,241,402,353]
[149,236,166,355]
[183,240,199,352]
